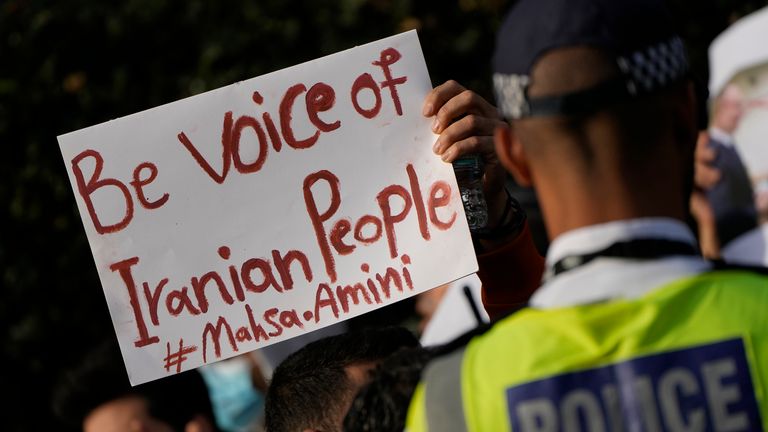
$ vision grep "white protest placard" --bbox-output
[58,31,478,385]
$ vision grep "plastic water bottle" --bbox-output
[453,156,489,232]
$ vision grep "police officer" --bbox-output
[407,0,768,430]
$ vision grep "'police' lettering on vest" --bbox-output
[506,338,762,431]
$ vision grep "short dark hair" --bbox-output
[53,339,217,431]
[264,326,419,432]
[343,347,434,432]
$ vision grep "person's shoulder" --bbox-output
[651,266,768,301]
[709,261,768,281]
[722,224,768,267]
[425,305,532,358]
[462,305,574,355]
[663,267,768,309]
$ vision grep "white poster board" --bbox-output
[58,31,478,385]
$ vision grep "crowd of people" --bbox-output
[55,0,768,430]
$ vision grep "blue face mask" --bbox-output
[199,356,265,432]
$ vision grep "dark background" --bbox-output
[1,0,766,430]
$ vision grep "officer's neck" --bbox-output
[536,173,688,243]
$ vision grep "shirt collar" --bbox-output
[533,218,708,309]
[546,217,698,268]
[709,127,734,147]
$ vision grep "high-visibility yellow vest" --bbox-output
[407,270,768,431]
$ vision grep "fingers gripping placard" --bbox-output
[58,31,477,385]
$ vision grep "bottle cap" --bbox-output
[452,155,484,170]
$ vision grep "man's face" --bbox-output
[715,85,745,133]
[83,396,174,432]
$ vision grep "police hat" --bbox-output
[493,0,689,119]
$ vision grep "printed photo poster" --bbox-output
[730,65,768,219]
[709,6,768,221]
[58,31,478,385]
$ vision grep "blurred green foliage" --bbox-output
[0,0,765,430]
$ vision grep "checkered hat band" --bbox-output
[494,37,689,119]
[493,73,530,119]
[617,36,688,94]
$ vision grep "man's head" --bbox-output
[712,83,745,133]
[492,0,698,239]
[53,340,217,432]
[343,347,434,432]
[264,326,419,432]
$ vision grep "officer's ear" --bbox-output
[495,123,533,187]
